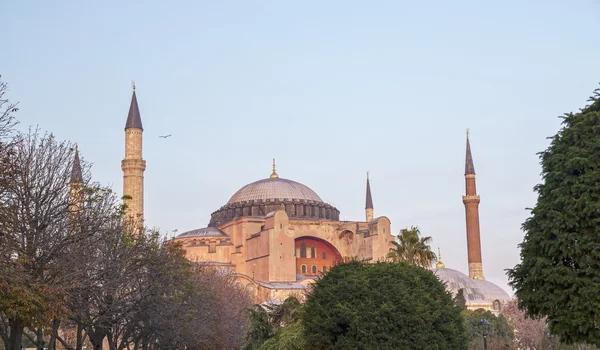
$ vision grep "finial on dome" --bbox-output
[132,80,136,91]
[436,247,445,269]
[270,158,279,178]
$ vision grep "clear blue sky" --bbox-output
[3,0,600,293]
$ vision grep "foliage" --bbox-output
[265,297,302,328]
[507,87,600,346]
[462,309,514,349]
[244,297,304,350]
[0,128,100,350]
[0,76,252,349]
[503,298,600,350]
[244,305,275,349]
[302,260,466,349]
[260,321,307,350]
[387,226,437,268]
[454,288,467,310]
[0,75,18,139]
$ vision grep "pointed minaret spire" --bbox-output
[69,144,84,214]
[365,171,374,222]
[462,130,484,280]
[465,128,475,175]
[125,82,143,130]
[70,144,83,184]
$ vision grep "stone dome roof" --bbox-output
[175,227,228,239]
[227,178,323,205]
[434,267,510,303]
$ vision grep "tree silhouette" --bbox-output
[387,226,437,268]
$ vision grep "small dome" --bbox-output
[175,227,227,239]
[434,267,510,303]
[227,178,323,205]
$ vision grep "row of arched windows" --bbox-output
[210,202,341,226]
[300,265,328,274]
[298,242,327,259]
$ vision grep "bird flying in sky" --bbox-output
[159,134,172,138]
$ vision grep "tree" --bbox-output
[454,288,467,310]
[503,299,600,350]
[260,321,306,350]
[502,298,554,350]
[301,260,466,349]
[387,226,437,268]
[0,129,108,350]
[462,309,514,349]
[0,75,18,140]
[244,305,274,349]
[507,87,600,346]
[254,297,306,350]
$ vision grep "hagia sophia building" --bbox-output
[73,86,511,313]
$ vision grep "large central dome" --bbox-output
[208,163,340,227]
[227,178,323,205]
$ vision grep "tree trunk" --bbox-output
[35,327,44,349]
[76,324,84,350]
[7,316,23,350]
[88,332,105,350]
[48,319,60,349]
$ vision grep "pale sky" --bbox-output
[3,0,600,294]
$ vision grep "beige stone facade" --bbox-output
[174,183,393,303]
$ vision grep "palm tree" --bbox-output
[387,226,437,268]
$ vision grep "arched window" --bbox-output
[322,266,327,273]
[310,246,316,258]
[301,265,307,274]
[312,265,317,274]
[300,242,307,258]
[322,251,326,259]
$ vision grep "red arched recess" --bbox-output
[295,236,342,277]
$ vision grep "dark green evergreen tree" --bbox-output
[454,288,467,310]
[508,86,600,346]
[301,260,467,349]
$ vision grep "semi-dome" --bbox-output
[176,227,228,239]
[434,267,510,304]
[227,178,323,205]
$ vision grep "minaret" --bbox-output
[365,172,374,222]
[462,130,484,280]
[69,144,84,213]
[121,83,146,225]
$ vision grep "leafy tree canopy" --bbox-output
[454,288,467,310]
[462,309,513,349]
[387,226,437,268]
[301,261,466,349]
[507,87,600,346]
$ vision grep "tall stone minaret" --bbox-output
[121,83,146,224]
[462,130,484,280]
[365,172,374,222]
